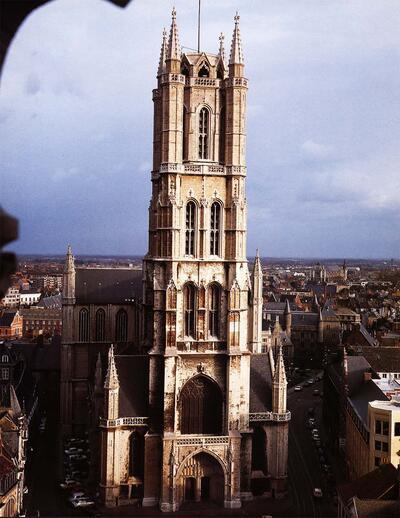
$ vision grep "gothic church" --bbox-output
[61,9,289,511]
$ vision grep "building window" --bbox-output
[179,375,222,434]
[198,107,209,159]
[185,201,196,256]
[95,309,106,341]
[375,419,389,436]
[219,104,225,164]
[78,308,89,341]
[1,368,9,380]
[375,457,381,467]
[395,422,400,436]
[210,202,221,256]
[182,107,188,161]
[1,355,8,363]
[184,283,196,338]
[208,284,221,338]
[115,309,128,342]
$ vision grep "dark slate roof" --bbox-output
[338,463,398,504]
[250,354,273,412]
[0,312,17,327]
[264,302,297,312]
[359,347,400,373]
[75,268,142,304]
[292,311,319,326]
[38,293,62,309]
[115,355,149,417]
[349,379,388,424]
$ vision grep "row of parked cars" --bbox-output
[307,409,336,501]
[60,436,95,509]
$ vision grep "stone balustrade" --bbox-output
[99,416,148,428]
[249,411,291,423]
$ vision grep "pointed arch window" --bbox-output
[115,309,128,342]
[210,202,221,256]
[78,308,89,341]
[185,201,196,255]
[179,375,222,434]
[184,283,196,338]
[209,284,221,338]
[198,107,209,160]
[95,308,105,341]
[198,62,210,78]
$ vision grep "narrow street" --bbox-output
[288,376,336,518]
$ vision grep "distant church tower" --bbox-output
[142,10,254,511]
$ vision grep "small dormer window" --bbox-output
[198,62,209,78]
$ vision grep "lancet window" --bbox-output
[185,201,196,255]
[184,283,196,338]
[95,308,105,341]
[198,107,209,159]
[210,202,221,256]
[115,309,128,342]
[78,308,89,341]
[208,284,221,338]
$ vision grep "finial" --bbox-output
[234,11,240,24]
[172,6,176,20]
[256,248,259,258]
[104,344,119,389]
[218,32,225,64]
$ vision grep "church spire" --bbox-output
[229,12,244,67]
[104,345,119,390]
[167,7,181,63]
[157,28,168,77]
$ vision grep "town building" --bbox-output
[0,312,22,340]
[20,307,61,339]
[61,9,290,512]
[0,288,20,309]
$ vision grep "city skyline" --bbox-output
[1,0,399,258]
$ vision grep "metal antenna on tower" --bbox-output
[197,0,201,52]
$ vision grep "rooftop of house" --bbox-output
[338,463,398,504]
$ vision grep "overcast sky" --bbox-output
[1,0,399,258]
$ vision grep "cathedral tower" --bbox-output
[142,10,251,511]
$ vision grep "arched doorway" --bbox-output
[178,452,225,508]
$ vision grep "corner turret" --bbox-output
[229,12,244,77]
[272,346,287,414]
[166,7,181,73]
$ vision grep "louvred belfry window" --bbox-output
[198,107,209,159]
[180,376,222,434]
[185,201,196,255]
[210,202,221,256]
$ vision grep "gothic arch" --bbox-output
[78,307,89,341]
[95,308,106,341]
[208,282,221,338]
[197,105,212,160]
[176,450,226,507]
[178,374,223,434]
[115,308,128,342]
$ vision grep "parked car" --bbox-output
[313,389,319,396]
[294,385,302,391]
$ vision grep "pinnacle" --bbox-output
[274,345,287,384]
[229,11,244,65]
[167,6,181,61]
[218,32,225,64]
[104,344,119,389]
[158,27,168,76]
